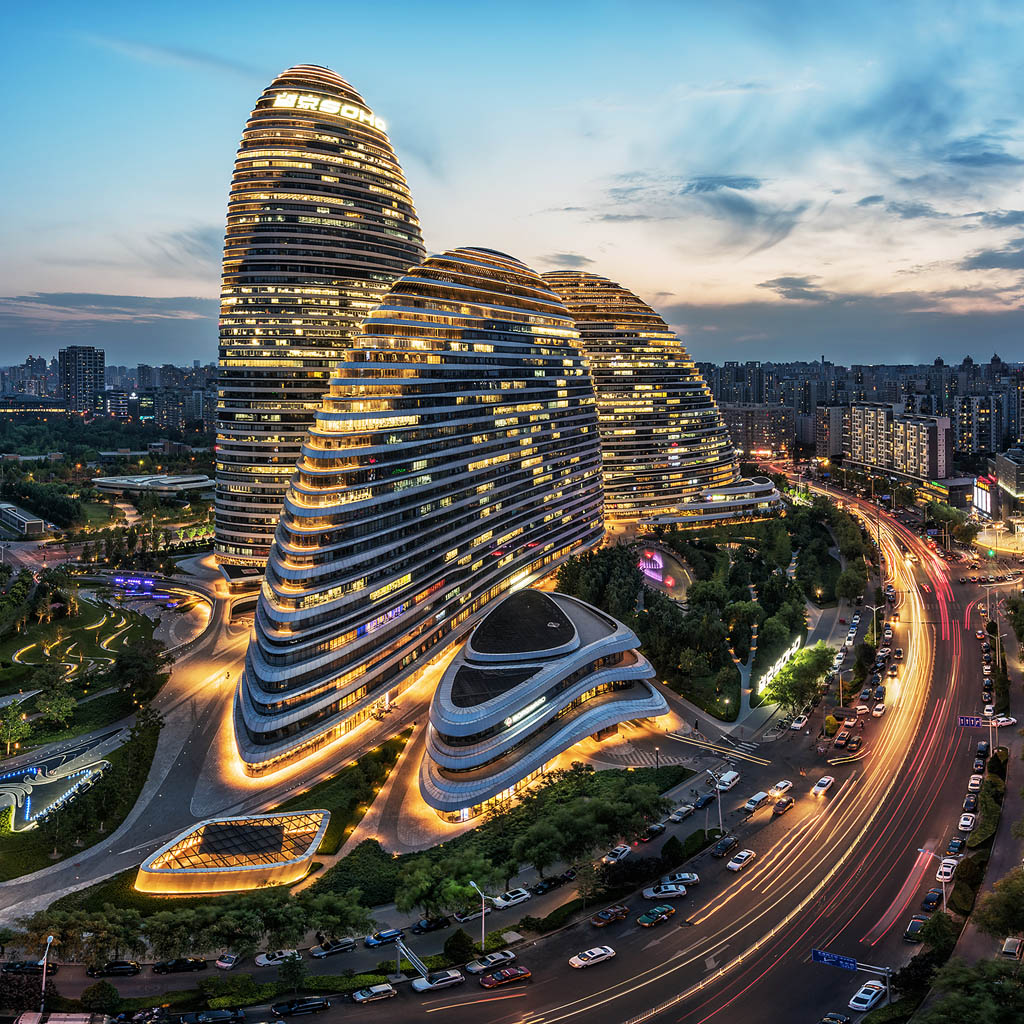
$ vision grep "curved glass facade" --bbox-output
[216,64,426,565]
[235,248,604,775]
[543,272,739,522]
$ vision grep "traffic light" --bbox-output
[988,549,996,558]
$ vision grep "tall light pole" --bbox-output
[866,602,885,646]
[40,934,53,1012]
[704,768,725,836]
[468,881,495,954]
[917,850,949,912]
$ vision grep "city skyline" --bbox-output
[7,2,1024,364]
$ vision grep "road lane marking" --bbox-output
[425,992,528,1012]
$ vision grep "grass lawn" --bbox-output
[28,690,135,747]
[675,663,741,722]
[81,502,113,527]
[0,720,159,883]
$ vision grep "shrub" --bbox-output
[80,980,121,1014]
[521,897,585,933]
[444,928,477,964]
[207,983,277,1009]
[314,839,400,905]
[862,995,919,1023]
[660,834,684,866]
[948,880,976,916]
[304,974,390,995]
[679,828,718,860]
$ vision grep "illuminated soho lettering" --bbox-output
[756,637,803,696]
[504,697,547,728]
[273,91,387,130]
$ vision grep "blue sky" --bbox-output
[4,0,1024,364]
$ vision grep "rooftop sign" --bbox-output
[272,92,386,131]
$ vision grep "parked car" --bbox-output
[270,997,330,1016]
[642,883,687,900]
[589,904,629,927]
[568,946,616,969]
[479,966,532,988]
[87,961,141,978]
[1,962,52,976]
[694,793,717,809]
[668,804,695,822]
[492,888,531,909]
[921,888,943,912]
[726,849,756,872]
[411,970,465,993]
[936,858,958,882]
[153,958,207,974]
[661,871,699,887]
[214,953,240,971]
[601,845,631,864]
[310,938,355,958]
[410,916,450,935]
[466,951,517,974]
[963,793,979,812]
[639,822,667,842]
[999,937,1024,960]
[834,731,850,749]
[846,736,863,753]
[790,715,808,730]
[711,835,739,857]
[453,906,491,923]
[946,837,966,856]
[959,813,977,832]
[254,951,298,968]
[363,929,404,947]
[181,1010,244,1024]
[995,716,1017,727]
[904,915,929,942]
[530,878,563,896]
[636,904,676,927]
[351,984,396,1004]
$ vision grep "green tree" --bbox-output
[278,953,308,995]
[917,957,1024,1022]
[81,980,122,1013]
[918,911,958,955]
[443,928,477,964]
[972,867,1024,938]
[34,677,77,727]
[764,642,834,715]
[512,821,563,880]
[1,699,31,756]
[835,566,866,604]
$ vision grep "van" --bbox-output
[743,791,769,813]
[716,770,740,791]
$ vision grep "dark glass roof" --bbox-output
[450,665,537,708]
[150,812,325,872]
[471,590,574,655]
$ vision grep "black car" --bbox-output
[978,741,991,757]
[973,755,987,773]
[819,1014,852,1024]
[87,960,141,977]
[1,961,55,976]
[904,915,929,943]
[921,888,943,911]
[694,793,717,810]
[711,835,738,858]
[270,998,329,1017]
[946,836,966,856]
[153,957,207,975]
[559,866,578,883]
[410,917,450,935]
[963,793,979,812]
[639,822,666,842]
[874,686,886,701]
[180,1011,244,1024]
[530,877,563,896]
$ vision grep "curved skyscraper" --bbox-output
[235,248,604,775]
[216,65,426,566]
[543,272,741,522]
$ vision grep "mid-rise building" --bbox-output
[718,403,795,458]
[215,65,426,567]
[844,402,952,482]
[235,248,605,776]
[542,272,741,522]
[952,394,1003,454]
[58,346,105,414]
[420,588,667,821]
[815,406,845,459]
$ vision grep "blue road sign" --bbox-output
[927,528,939,536]
[958,715,984,728]
[812,948,857,971]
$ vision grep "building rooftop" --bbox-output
[469,589,575,656]
[450,665,536,708]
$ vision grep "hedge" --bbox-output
[518,897,585,934]
[207,984,277,1010]
[208,974,392,1008]
[304,974,390,995]
[862,995,918,1024]
[375,954,448,974]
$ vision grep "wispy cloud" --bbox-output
[539,252,595,268]
[80,33,265,80]
[0,293,213,331]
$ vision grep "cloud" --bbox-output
[81,34,264,80]
[757,275,831,301]
[680,176,762,194]
[0,293,214,330]
[959,237,1024,270]
[138,225,223,276]
[856,195,885,207]
[539,252,595,268]
[940,134,1024,167]
[976,209,1024,227]
[885,200,948,220]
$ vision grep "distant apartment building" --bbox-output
[952,394,1003,454]
[58,346,105,414]
[815,405,845,458]
[844,402,952,483]
[719,403,795,457]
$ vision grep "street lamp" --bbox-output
[655,745,660,771]
[40,934,53,1012]
[704,769,725,837]
[866,602,885,645]
[917,849,949,912]
[468,880,496,954]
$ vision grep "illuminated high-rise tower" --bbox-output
[235,248,604,775]
[543,272,757,524]
[215,65,425,566]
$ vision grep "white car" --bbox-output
[845,636,856,648]
[936,857,958,882]
[255,949,299,967]
[872,703,886,717]
[642,883,687,900]
[852,614,861,624]
[668,804,695,822]
[726,849,756,872]
[812,776,835,797]
[968,774,984,792]
[465,950,516,974]
[770,780,793,797]
[601,845,631,865]
[215,953,239,971]
[984,705,995,718]
[959,813,977,832]
[790,715,808,731]
[568,945,616,969]
[994,716,1017,728]
[411,969,465,993]
[492,887,531,909]
[983,664,992,676]
[848,979,886,1012]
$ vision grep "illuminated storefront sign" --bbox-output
[504,696,546,728]
[273,92,386,130]
[755,637,803,696]
[974,475,994,518]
